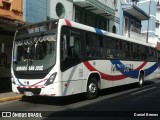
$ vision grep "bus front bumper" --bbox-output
[12,82,62,97]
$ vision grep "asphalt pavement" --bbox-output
[0,78,159,104]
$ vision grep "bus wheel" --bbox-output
[86,77,98,99]
[139,73,144,87]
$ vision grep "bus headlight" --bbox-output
[44,73,57,86]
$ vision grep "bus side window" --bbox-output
[61,35,81,71]
[131,43,139,60]
[148,48,157,61]
[61,35,67,61]
[105,37,117,59]
[140,45,147,60]
[86,34,104,58]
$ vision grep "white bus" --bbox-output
[11,19,158,99]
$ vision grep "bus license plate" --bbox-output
[24,91,33,96]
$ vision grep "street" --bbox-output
[1,79,160,120]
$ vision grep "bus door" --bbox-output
[60,27,84,95]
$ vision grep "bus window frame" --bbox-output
[60,26,83,71]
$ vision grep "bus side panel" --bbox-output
[83,60,157,90]
[61,63,84,96]
[145,62,158,80]
[83,60,113,90]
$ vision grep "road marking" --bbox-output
[131,87,157,95]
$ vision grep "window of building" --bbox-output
[56,3,65,18]
[75,6,109,31]
[156,21,159,28]
[112,25,116,33]
[2,1,11,10]
[136,22,141,33]
[130,20,137,33]
[114,0,117,7]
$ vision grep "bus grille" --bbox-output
[17,88,41,95]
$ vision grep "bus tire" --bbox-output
[86,77,98,99]
[139,73,144,87]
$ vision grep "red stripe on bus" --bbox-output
[83,61,147,81]
[31,78,48,86]
[65,19,72,27]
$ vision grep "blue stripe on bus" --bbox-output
[145,63,158,76]
[111,60,157,78]
[17,79,24,86]
[95,28,103,35]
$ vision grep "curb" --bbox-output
[0,95,22,103]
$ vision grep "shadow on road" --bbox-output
[20,81,155,106]
[100,81,155,97]
[21,93,86,106]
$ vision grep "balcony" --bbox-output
[0,8,22,21]
[129,26,147,42]
[123,4,149,20]
[73,0,115,17]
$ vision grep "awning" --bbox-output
[123,5,149,20]
[73,0,115,17]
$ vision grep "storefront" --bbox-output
[0,18,23,78]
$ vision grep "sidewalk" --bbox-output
[0,77,22,103]
[0,91,22,103]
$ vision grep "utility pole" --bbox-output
[146,0,151,43]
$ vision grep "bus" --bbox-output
[11,19,158,99]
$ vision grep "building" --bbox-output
[120,0,149,43]
[0,0,23,78]
[138,0,157,44]
[0,0,23,21]
[156,0,160,42]
[24,0,120,34]
[23,0,47,23]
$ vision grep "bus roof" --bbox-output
[59,19,155,48]
[15,19,155,48]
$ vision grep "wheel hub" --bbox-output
[89,83,96,94]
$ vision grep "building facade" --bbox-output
[138,0,157,44]
[23,0,47,23]
[156,0,160,42]
[70,0,120,33]
[24,0,120,34]
[120,0,149,43]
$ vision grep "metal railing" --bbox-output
[129,26,147,42]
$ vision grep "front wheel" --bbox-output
[86,77,98,99]
[139,73,144,87]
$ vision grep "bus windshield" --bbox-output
[13,21,58,72]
